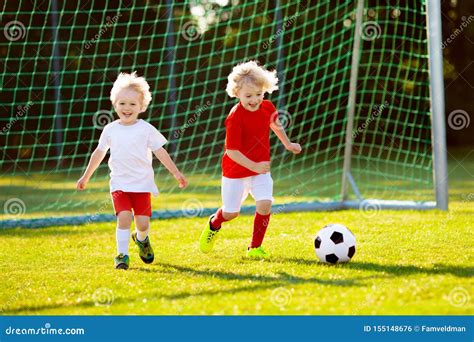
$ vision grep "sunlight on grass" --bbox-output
[0,204,472,315]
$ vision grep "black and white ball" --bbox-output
[314,224,356,264]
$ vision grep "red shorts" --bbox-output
[111,191,152,217]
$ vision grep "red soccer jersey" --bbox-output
[222,100,277,178]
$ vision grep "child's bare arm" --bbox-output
[270,119,302,154]
[76,148,107,190]
[226,150,270,174]
[153,147,188,188]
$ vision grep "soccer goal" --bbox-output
[0,0,447,228]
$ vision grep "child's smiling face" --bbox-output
[113,88,143,125]
[237,82,264,112]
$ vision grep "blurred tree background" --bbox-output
[441,0,474,146]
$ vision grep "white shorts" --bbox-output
[221,173,274,213]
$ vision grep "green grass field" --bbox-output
[0,150,473,315]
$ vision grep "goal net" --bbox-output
[0,0,447,227]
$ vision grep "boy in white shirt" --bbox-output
[77,72,188,270]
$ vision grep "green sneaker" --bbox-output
[114,253,129,270]
[132,232,155,264]
[199,215,220,253]
[246,246,268,259]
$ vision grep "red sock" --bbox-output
[250,212,270,248]
[210,208,228,230]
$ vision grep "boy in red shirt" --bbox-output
[199,61,302,258]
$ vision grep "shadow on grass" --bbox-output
[133,262,379,301]
[274,257,474,278]
[146,262,365,285]
[1,260,385,314]
[157,283,284,301]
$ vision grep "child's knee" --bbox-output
[223,211,239,220]
[117,211,133,227]
[135,225,149,232]
[134,215,150,231]
[256,200,272,215]
[135,222,149,231]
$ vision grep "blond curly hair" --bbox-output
[110,71,152,111]
[226,61,279,98]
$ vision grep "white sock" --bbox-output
[116,228,130,255]
[136,227,150,242]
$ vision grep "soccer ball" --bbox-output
[314,224,356,264]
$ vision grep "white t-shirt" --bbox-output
[97,119,167,196]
